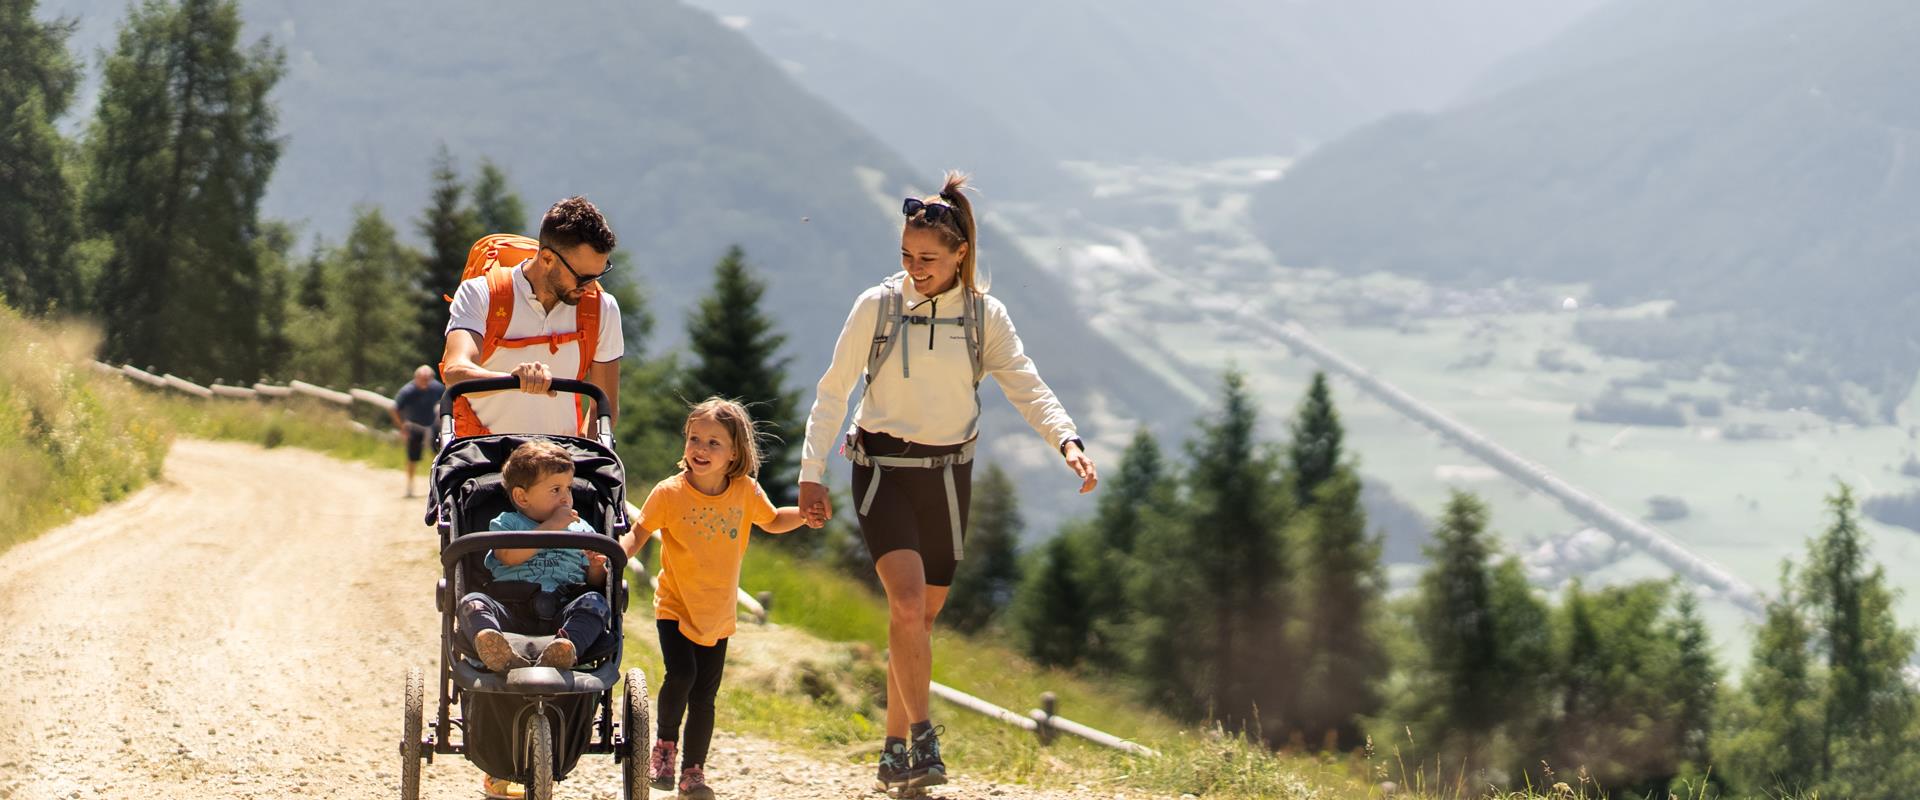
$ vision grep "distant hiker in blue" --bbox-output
[390,365,444,497]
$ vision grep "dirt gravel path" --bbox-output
[0,441,1144,800]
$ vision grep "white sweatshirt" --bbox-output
[799,273,1079,485]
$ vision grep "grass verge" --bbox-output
[0,306,408,555]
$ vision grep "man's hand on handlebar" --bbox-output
[511,362,556,396]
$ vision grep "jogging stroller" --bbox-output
[398,377,650,800]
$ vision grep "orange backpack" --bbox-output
[439,234,602,437]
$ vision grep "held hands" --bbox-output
[511,362,556,396]
[798,481,832,527]
[1064,441,1099,494]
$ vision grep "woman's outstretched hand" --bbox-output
[1065,443,1098,494]
[799,481,833,526]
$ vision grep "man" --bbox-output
[389,365,444,497]
[436,195,623,800]
[440,196,624,435]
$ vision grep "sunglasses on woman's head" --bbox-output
[902,198,967,240]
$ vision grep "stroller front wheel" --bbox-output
[400,667,424,800]
[527,711,554,800]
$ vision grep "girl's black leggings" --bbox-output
[655,619,729,769]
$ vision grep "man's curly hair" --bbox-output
[539,196,618,254]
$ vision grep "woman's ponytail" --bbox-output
[936,171,980,293]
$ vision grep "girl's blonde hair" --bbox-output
[904,170,979,293]
[678,396,762,481]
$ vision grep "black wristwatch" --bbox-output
[1059,437,1084,457]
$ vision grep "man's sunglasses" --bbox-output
[902,198,968,240]
[545,245,613,284]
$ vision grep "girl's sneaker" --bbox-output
[648,739,678,791]
[480,774,525,799]
[906,725,947,789]
[678,764,717,800]
[874,739,910,793]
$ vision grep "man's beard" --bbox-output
[549,274,585,306]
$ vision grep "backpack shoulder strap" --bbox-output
[865,278,906,385]
[964,289,987,387]
[574,284,602,380]
[478,266,517,364]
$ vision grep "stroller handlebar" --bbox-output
[436,377,617,451]
[440,377,610,419]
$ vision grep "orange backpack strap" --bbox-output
[478,266,518,363]
[445,266,522,438]
[570,284,602,435]
[574,284,602,381]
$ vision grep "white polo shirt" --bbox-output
[445,262,624,435]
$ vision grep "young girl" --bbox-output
[619,397,816,800]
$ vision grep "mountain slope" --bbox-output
[683,0,1606,177]
[1250,0,1920,419]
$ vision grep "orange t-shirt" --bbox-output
[639,473,778,646]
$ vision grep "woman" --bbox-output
[797,171,1098,795]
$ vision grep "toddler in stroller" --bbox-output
[460,439,613,672]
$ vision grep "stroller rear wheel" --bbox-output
[527,712,554,800]
[400,667,424,800]
[621,668,651,800]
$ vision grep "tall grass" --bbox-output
[0,310,169,554]
[151,393,408,471]
[0,305,408,554]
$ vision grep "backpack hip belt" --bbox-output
[846,434,976,563]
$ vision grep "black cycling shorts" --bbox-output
[850,429,973,587]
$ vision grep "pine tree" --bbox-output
[1285,372,1344,509]
[471,158,527,234]
[1011,530,1095,667]
[1801,485,1920,795]
[85,0,282,380]
[324,208,420,388]
[1079,428,1174,669]
[414,146,480,364]
[615,352,692,485]
[1133,370,1290,738]
[1666,589,1720,777]
[0,0,81,313]
[252,220,298,378]
[1393,491,1549,775]
[1287,469,1386,750]
[682,246,801,502]
[1540,581,1683,792]
[1127,491,1207,713]
[944,465,1024,635]
[1719,571,1821,796]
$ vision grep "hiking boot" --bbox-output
[874,739,910,793]
[906,725,946,789]
[678,764,717,800]
[648,739,677,791]
[474,629,516,673]
[536,637,576,669]
[480,774,525,799]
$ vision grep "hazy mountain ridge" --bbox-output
[1251,0,1920,420]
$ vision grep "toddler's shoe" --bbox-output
[536,636,577,669]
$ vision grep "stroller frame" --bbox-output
[399,377,651,800]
